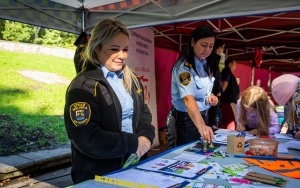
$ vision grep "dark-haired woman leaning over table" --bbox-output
[167,25,218,149]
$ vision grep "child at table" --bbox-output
[236,86,280,136]
[271,74,300,139]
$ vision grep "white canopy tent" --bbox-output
[1,0,300,34]
[1,0,300,70]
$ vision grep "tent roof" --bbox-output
[1,0,300,72]
[1,0,299,34]
[153,10,300,72]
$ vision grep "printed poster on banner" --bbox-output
[127,27,159,147]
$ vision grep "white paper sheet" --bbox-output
[173,153,207,163]
[274,133,294,140]
[283,140,300,150]
[106,168,186,188]
[278,143,289,153]
[214,129,241,135]
[213,134,254,145]
[214,129,255,137]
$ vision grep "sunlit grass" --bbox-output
[0,50,76,143]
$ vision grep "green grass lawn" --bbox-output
[0,50,76,155]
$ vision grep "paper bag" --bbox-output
[227,134,245,154]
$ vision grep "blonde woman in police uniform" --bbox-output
[167,25,218,148]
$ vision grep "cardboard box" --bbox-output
[227,134,245,154]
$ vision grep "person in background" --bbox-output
[64,18,155,184]
[206,39,225,131]
[73,31,89,74]
[271,74,300,139]
[220,57,240,130]
[236,86,280,136]
[167,25,218,149]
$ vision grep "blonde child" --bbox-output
[236,86,280,136]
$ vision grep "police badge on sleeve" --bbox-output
[179,72,191,86]
[70,102,91,126]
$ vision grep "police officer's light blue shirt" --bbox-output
[171,57,215,112]
[101,66,134,133]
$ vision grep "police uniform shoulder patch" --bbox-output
[179,72,191,86]
[69,102,91,127]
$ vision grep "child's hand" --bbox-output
[249,129,258,136]
[236,123,245,132]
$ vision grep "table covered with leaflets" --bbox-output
[71,129,300,188]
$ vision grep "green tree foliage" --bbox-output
[0,20,77,49]
[0,20,5,40]
[2,21,35,43]
[60,32,77,48]
[35,29,63,46]
[35,28,77,48]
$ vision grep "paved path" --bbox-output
[0,144,72,187]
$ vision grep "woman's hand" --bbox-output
[136,136,151,157]
[198,125,214,143]
[236,123,246,132]
[249,129,258,136]
[183,95,214,143]
[208,94,218,106]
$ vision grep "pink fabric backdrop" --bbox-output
[154,48,284,128]
[232,61,282,93]
[232,61,252,94]
[254,68,270,91]
[155,47,179,129]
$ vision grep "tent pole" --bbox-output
[251,61,254,86]
[82,10,85,31]
[267,66,274,91]
[179,34,182,52]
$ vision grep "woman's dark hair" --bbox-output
[225,57,235,67]
[172,25,216,72]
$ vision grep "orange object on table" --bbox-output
[244,158,300,179]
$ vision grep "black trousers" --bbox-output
[167,107,207,149]
[207,96,221,127]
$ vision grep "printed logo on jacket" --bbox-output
[70,102,91,126]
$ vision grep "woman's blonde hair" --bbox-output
[239,86,275,135]
[82,18,141,93]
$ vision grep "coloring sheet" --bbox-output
[136,158,211,179]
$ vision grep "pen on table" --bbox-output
[222,169,237,176]
[229,177,251,184]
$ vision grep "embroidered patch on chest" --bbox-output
[179,72,191,86]
[69,102,91,126]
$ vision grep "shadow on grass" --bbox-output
[0,88,26,95]
[0,88,67,156]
